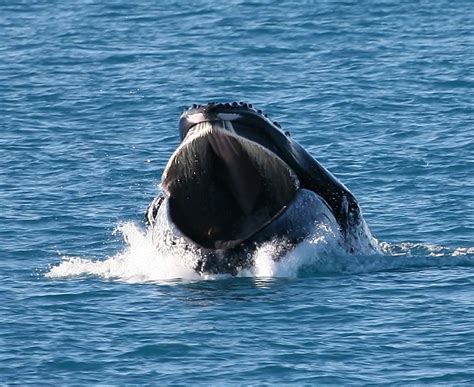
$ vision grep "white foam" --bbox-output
[46,221,345,282]
[46,222,474,283]
[46,222,200,283]
[239,223,343,278]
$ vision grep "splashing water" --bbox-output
[46,222,474,283]
[46,223,201,283]
[46,221,344,282]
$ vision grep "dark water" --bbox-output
[1,0,473,384]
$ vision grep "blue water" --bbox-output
[2,0,473,384]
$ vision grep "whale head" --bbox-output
[160,102,303,250]
[146,102,377,274]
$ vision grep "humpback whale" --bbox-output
[146,102,378,274]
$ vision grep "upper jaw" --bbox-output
[179,102,283,140]
[162,119,299,197]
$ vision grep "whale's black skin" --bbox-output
[146,102,376,274]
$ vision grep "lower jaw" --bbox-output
[169,192,292,250]
[191,188,337,274]
[153,188,339,275]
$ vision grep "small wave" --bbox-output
[380,242,474,258]
[46,222,474,283]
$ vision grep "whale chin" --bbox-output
[161,120,299,249]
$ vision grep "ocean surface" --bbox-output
[1,0,473,384]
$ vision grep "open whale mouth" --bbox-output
[161,120,299,249]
